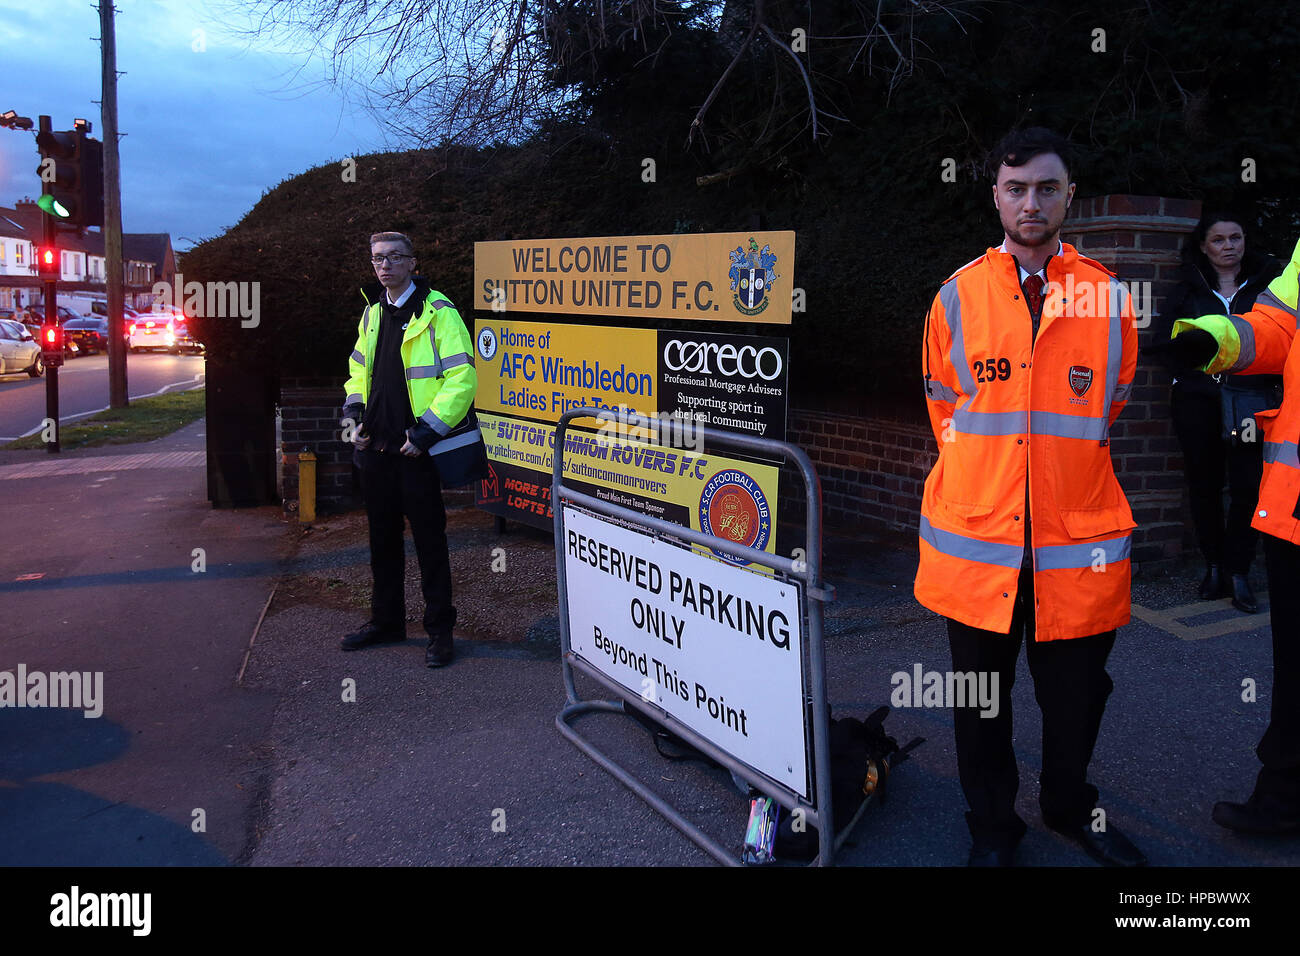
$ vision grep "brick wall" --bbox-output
[786,195,1202,570]
[783,413,933,537]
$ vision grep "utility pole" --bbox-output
[100,0,127,408]
[38,115,62,453]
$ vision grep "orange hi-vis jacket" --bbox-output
[916,242,1139,640]
[1176,237,1300,546]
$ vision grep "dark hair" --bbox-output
[987,127,1076,181]
[369,231,415,256]
[1182,210,1264,285]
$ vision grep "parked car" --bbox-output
[0,318,43,377]
[15,307,42,339]
[63,315,112,354]
[130,306,204,354]
[90,300,141,324]
[15,307,82,358]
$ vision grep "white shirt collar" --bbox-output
[999,238,1063,281]
[386,280,416,307]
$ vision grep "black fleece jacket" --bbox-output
[1155,255,1282,397]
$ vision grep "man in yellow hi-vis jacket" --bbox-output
[339,231,477,668]
[1161,237,1300,833]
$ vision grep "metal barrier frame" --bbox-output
[552,406,838,866]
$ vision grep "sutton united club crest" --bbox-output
[699,469,772,566]
[728,238,779,316]
[1069,365,1094,397]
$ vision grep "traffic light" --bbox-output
[35,128,103,232]
[36,245,58,277]
[40,323,64,368]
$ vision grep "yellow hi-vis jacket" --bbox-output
[343,283,477,445]
[916,242,1138,640]
[1175,238,1300,545]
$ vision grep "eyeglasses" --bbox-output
[370,254,413,265]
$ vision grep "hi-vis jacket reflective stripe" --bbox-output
[1175,237,1300,546]
[916,242,1138,641]
[343,285,477,437]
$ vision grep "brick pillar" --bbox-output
[1062,195,1202,566]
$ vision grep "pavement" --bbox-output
[1,419,1298,868]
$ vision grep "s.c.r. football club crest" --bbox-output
[699,469,772,565]
[728,238,779,317]
[1069,365,1093,397]
[477,326,498,361]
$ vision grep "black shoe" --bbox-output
[1049,821,1147,867]
[1198,564,1224,600]
[964,810,1023,866]
[426,632,454,668]
[967,842,1016,867]
[1230,574,1258,614]
[340,621,405,651]
[1212,793,1300,834]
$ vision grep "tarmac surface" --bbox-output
[2,419,1298,867]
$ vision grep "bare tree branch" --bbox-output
[219,0,977,157]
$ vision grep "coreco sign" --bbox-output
[662,339,784,381]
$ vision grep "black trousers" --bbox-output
[1171,385,1263,574]
[1255,535,1300,805]
[359,451,456,637]
[947,566,1116,846]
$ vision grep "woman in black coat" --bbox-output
[1157,212,1283,613]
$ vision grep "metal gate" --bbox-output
[552,406,840,865]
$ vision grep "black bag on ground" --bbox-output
[429,407,490,486]
[773,706,915,862]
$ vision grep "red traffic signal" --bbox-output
[40,323,65,367]
[37,245,58,277]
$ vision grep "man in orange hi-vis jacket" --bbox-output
[1161,238,1300,835]
[917,128,1144,867]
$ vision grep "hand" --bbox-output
[353,428,371,450]
[1142,328,1218,372]
[399,439,421,457]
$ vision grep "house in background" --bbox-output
[0,205,37,310]
[0,198,176,312]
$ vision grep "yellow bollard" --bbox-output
[298,450,316,523]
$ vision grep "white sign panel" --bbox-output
[562,506,808,797]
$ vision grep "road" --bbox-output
[0,351,205,441]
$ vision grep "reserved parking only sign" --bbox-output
[562,505,808,797]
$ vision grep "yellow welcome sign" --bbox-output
[474,232,795,324]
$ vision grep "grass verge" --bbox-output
[5,388,205,451]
